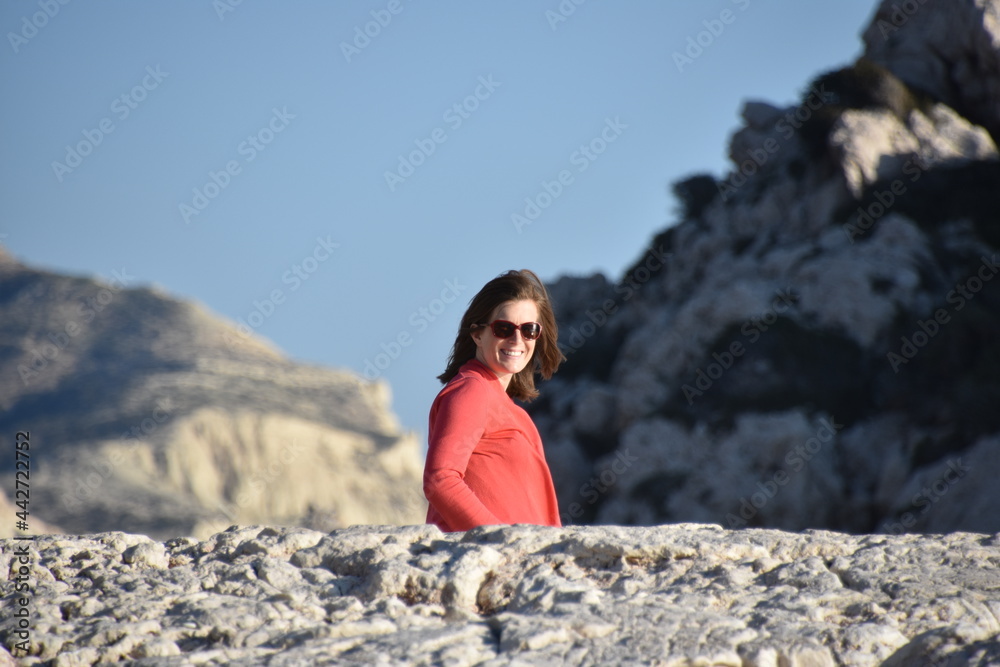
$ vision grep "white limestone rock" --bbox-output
[2,524,998,665]
[830,105,996,198]
[0,251,426,541]
[863,0,1000,143]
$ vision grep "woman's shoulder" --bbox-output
[439,359,501,397]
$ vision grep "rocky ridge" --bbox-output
[0,248,425,539]
[1,524,998,665]
[532,0,1000,535]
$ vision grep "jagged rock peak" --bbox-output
[862,0,1000,144]
[533,0,1000,536]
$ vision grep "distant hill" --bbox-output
[0,248,425,539]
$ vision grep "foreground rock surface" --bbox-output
[2,524,999,665]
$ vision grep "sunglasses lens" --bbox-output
[487,321,541,340]
[492,321,516,338]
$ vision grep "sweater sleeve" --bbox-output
[423,375,502,531]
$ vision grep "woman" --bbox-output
[423,269,565,532]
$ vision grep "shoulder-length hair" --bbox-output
[437,269,565,402]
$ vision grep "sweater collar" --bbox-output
[463,358,508,392]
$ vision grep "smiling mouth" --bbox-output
[501,350,523,358]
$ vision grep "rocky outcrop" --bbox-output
[2,524,998,665]
[862,0,1000,145]
[530,0,1000,535]
[0,248,425,540]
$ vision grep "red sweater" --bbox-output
[423,359,562,532]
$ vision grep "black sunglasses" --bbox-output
[477,320,542,341]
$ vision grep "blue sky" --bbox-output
[1,0,877,442]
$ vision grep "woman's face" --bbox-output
[472,299,539,389]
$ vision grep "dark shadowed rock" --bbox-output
[531,0,1000,536]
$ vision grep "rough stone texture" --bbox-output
[1,525,998,665]
[862,0,1000,145]
[0,249,425,540]
[829,103,996,197]
[529,1,1000,537]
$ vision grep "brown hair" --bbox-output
[437,269,564,402]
